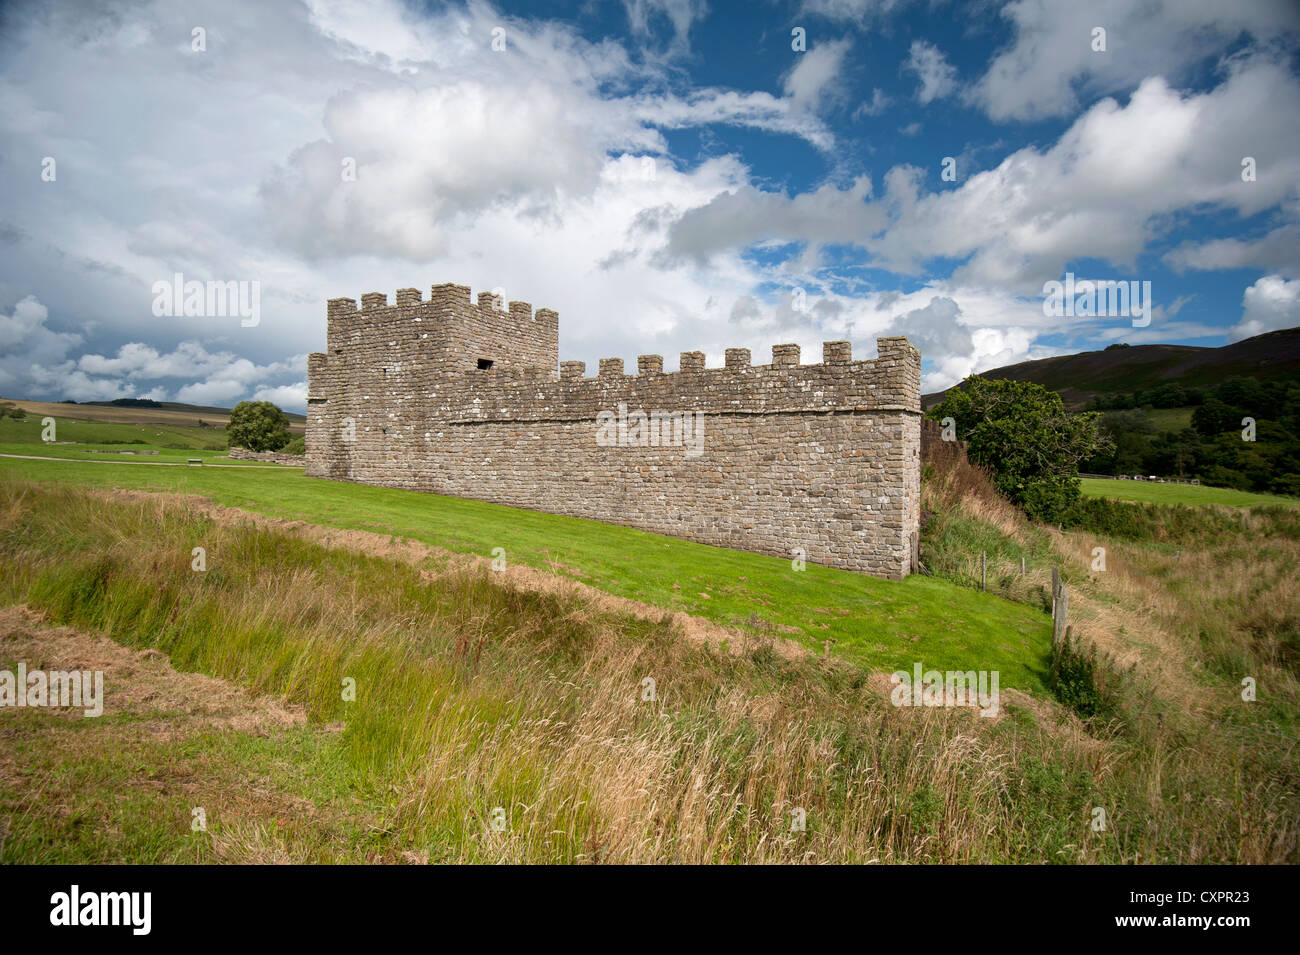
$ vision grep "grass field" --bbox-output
[0,484,1096,864]
[0,443,291,465]
[0,452,1052,689]
[1079,476,1300,509]
[1142,406,1194,432]
[1,397,305,429]
[0,398,306,451]
[0,414,230,450]
[3,446,1296,863]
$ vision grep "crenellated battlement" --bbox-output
[327,284,554,321]
[427,342,919,424]
[307,281,921,579]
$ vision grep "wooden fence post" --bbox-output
[981,550,987,591]
[1051,567,1069,649]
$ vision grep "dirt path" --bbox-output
[0,605,305,734]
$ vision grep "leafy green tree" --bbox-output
[226,400,292,452]
[1147,428,1201,478]
[1087,408,1156,474]
[1192,397,1242,436]
[930,376,1112,522]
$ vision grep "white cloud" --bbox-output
[0,293,306,406]
[851,87,890,119]
[904,40,957,105]
[783,39,853,112]
[660,176,883,265]
[800,0,914,26]
[1230,275,1300,341]
[1164,224,1300,279]
[622,0,709,51]
[0,0,1297,414]
[0,296,86,398]
[971,0,1300,121]
[886,296,972,391]
[869,56,1300,290]
[253,382,309,410]
[304,0,436,65]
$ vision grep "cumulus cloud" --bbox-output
[783,39,853,112]
[1230,275,1300,341]
[253,382,310,409]
[1164,224,1300,279]
[659,176,883,265]
[1,0,1297,411]
[648,59,1300,287]
[904,40,957,104]
[0,294,307,407]
[258,5,844,263]
[0,296,87,398]
[869,56,1300,290]
[970,0,1300,121]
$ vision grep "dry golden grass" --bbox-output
[3,475,1297,863]
[922,441,1300,863]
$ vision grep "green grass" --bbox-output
[0,442,290,465]
[1,713,378,864]
[0,483,1107,863]
[1143,406,1194,432]
[0,415,226,450]
[4,459,1296,863]
[1079,476,1300,509]
[0,448,1052,691]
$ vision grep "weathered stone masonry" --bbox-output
[306,282,922,579]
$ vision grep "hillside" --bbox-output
[923,327,1300,410]
[0,397,306,436]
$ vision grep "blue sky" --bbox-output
[1,0,1298,408]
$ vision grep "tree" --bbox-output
[1192,397,1245,437]
[1089,408,1156,474]
[226,400,292,452]
[929,376,1112,522]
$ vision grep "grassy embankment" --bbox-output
[0,428,1295,863]
[0,452,1050,685]
[1,476,1290,864]
[919,438,1299,863]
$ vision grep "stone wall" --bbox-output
[306,283,922,579]
[227,448,306,466]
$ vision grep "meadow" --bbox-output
[0,427,1296,863]
[1079,476,1300,509]
[0,452,1050,687]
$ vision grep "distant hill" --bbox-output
[0,397,306,431]
[923,327,1300,410]
[71,398,307,423]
